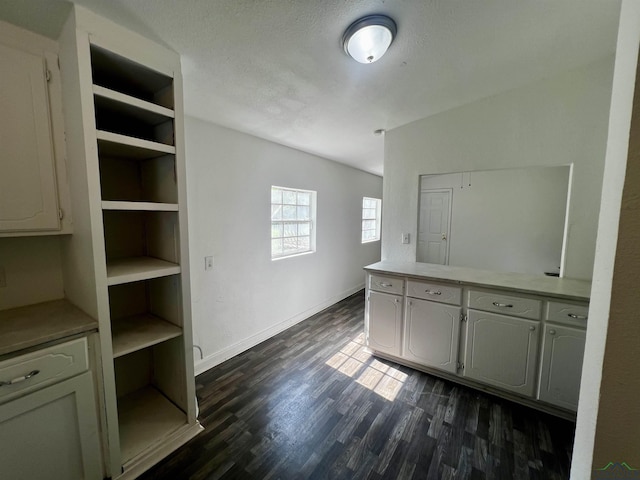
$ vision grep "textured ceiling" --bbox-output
[0,0,622,175]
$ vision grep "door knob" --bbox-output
[441,233,447,240]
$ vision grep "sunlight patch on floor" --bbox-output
[325,333,408,401]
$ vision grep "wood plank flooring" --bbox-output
[140,291,575,480]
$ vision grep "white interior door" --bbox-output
[417,189,451,264]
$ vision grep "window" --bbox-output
[271,186,316,259]
[362,197,381,243]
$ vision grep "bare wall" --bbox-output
[419,167,569,275]
[383,57,615,280]
[185,117,382,374]
[0,236,64,310]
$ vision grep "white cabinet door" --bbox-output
[404,298,461,373]
[366,291,402,356]
[0,42,59,232]
[0,372,102,480]
[538,324,586,410]
[464,310,540,397]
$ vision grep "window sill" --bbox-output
[271,250,315,261]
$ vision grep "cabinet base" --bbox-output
[370,350,577,421]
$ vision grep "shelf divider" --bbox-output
[106,257,180,286]
[97,130,175,159]
[111,314,182,358]
[102,201,179,212]
[93,84,175,120]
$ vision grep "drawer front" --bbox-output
[369,274,404,295]
[468,290,542,320]
[0,337,88,402]
[407,280,462,305]
[545,301,589,328]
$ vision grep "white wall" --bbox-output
[0,237,64,310]
[185,117,383,374]
[419,167,569,275]
[384,57,615,280]
[572,0,640,476]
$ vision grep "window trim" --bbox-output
[362,197,382,243]
[271,185,317,259]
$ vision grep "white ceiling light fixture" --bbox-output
[343,15,397,64]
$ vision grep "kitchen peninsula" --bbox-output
[364,261,590,418]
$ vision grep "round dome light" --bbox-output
[343,15,397,64]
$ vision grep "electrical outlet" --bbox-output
[0,266,5,288]
[204,256,213,271]
[402,233,410,244]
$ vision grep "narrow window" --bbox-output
[362,197,381,243]
[271,186,316,259]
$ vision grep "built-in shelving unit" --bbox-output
[59,8,201,477]
[90,40,197,469]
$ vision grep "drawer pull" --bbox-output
[568,313,588,320]
[0,370,40,387]
[425,290,442,295]
[378,282,393,288]
[492,302,513,308]
[549,329,556,335]
[529,326,536,331]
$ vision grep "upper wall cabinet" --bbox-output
[0,22,72,236]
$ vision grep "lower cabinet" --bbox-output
[366,290,402,357]
[0,371,102,480]
[538,324,586,410]
[364,269,589,416]
[404,298,461,373]
[464,310,540,397]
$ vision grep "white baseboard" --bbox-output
[194,284,364,376]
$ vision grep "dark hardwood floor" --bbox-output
[140,290,575,480]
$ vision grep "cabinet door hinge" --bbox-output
[43,58,53,82]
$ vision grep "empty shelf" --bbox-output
[117,386,186,463]
[102,201,179,211]
[106,257,180,286]
[97,130,175,159]
[94,85,174,123]
[111,314,182,358]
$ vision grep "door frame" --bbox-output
[417,187,453,265]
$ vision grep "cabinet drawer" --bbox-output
[468,290,542,320]
[369,274,404,295]
[545,301,589,327]
[0,337,88,402]
[407,280,461,305]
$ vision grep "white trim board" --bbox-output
[194,284,365,376]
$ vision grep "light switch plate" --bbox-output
[402,233,410,244]
[205,256,213,271]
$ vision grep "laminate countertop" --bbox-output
[0,299,98,357]
[365,261,591,301]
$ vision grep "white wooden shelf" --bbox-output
[102,201,178,211]
[117,386,186,464]
[93,85,174,123]
[106,257,180,286]
[97,130,175,159]
[111,314,182,358]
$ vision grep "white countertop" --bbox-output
[364,261,591,301]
